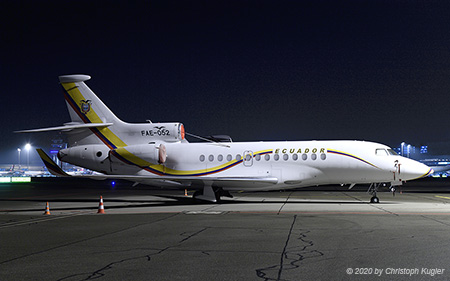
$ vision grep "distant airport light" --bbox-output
[420,145,428,154]
[11,177,31,183]
[25,143,31,170]
[111,181,116,187]
[50,150,59,154]
[17,148,21,168]
[0,177,32,183]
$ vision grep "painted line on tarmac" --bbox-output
[435,195,450,200]
[0,212,91,229]
[6,190,101,200]
[231,211,450,215]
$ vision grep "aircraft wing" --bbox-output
[36,149,278,187]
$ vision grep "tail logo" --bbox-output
[80,99,92,114]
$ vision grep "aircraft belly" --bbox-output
[322,167,390,183]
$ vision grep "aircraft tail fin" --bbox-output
[58,75,128,147]
[59,75,123,125]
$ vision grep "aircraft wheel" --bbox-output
[370,196,379,203]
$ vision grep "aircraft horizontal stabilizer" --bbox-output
[15,123,113,133]
[36,149,69,177]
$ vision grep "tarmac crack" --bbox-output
[58,250,164,281]
[367,203,399,216]
[179,227,208,242]
[58,226,211,280]
[255,215,324,281]
[0,213,179,266]
[277,191,293,215]
[343,191,400,216]
[341,191,365,202]
[420,215,450,227]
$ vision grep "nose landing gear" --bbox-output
[367,183,382,203]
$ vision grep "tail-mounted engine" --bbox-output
[139,123,185,143]
[58,144,111,170]
[58,143,168,172]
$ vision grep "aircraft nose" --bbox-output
[400,159,433,180]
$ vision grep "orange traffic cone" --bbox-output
[44,202,50,215]
[185,189,188,196]
[97,196,105,214]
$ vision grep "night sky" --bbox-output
[2,0,450,164]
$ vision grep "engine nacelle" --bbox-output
[139,123,185,143]
[58,143,167,171]
[58,144,110,170]
[112,143,167,166]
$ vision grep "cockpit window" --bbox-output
[387,149,398,156]
[375,148,388,156]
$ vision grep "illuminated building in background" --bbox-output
[50,135,67,166]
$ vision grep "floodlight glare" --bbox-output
[24,143,31,170]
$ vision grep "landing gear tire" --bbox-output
[370,196,379,203]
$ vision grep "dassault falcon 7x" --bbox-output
[17,74,432,203]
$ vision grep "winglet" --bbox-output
[36,149,70,177]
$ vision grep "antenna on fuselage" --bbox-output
[185,132,231,148]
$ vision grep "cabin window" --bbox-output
[283,154,289,161]
[199,155,205,162]
[376,149,388,156]
[255,154,261,161]
[265,154,270,161]
[302,154,307,160]
[236,154,242,161]
[209,155,214,162]
[274,154,280,161]
[292,154,298,161]
[321,153,326,160]
[218,154,223,162]
[245,154,252,161]
[227,154,232,161]
[311,154,317,160]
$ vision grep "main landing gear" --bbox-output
[192,182,233,203]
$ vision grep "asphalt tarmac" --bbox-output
[1,178,450,280]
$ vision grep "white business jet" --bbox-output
[17,75,432,203]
